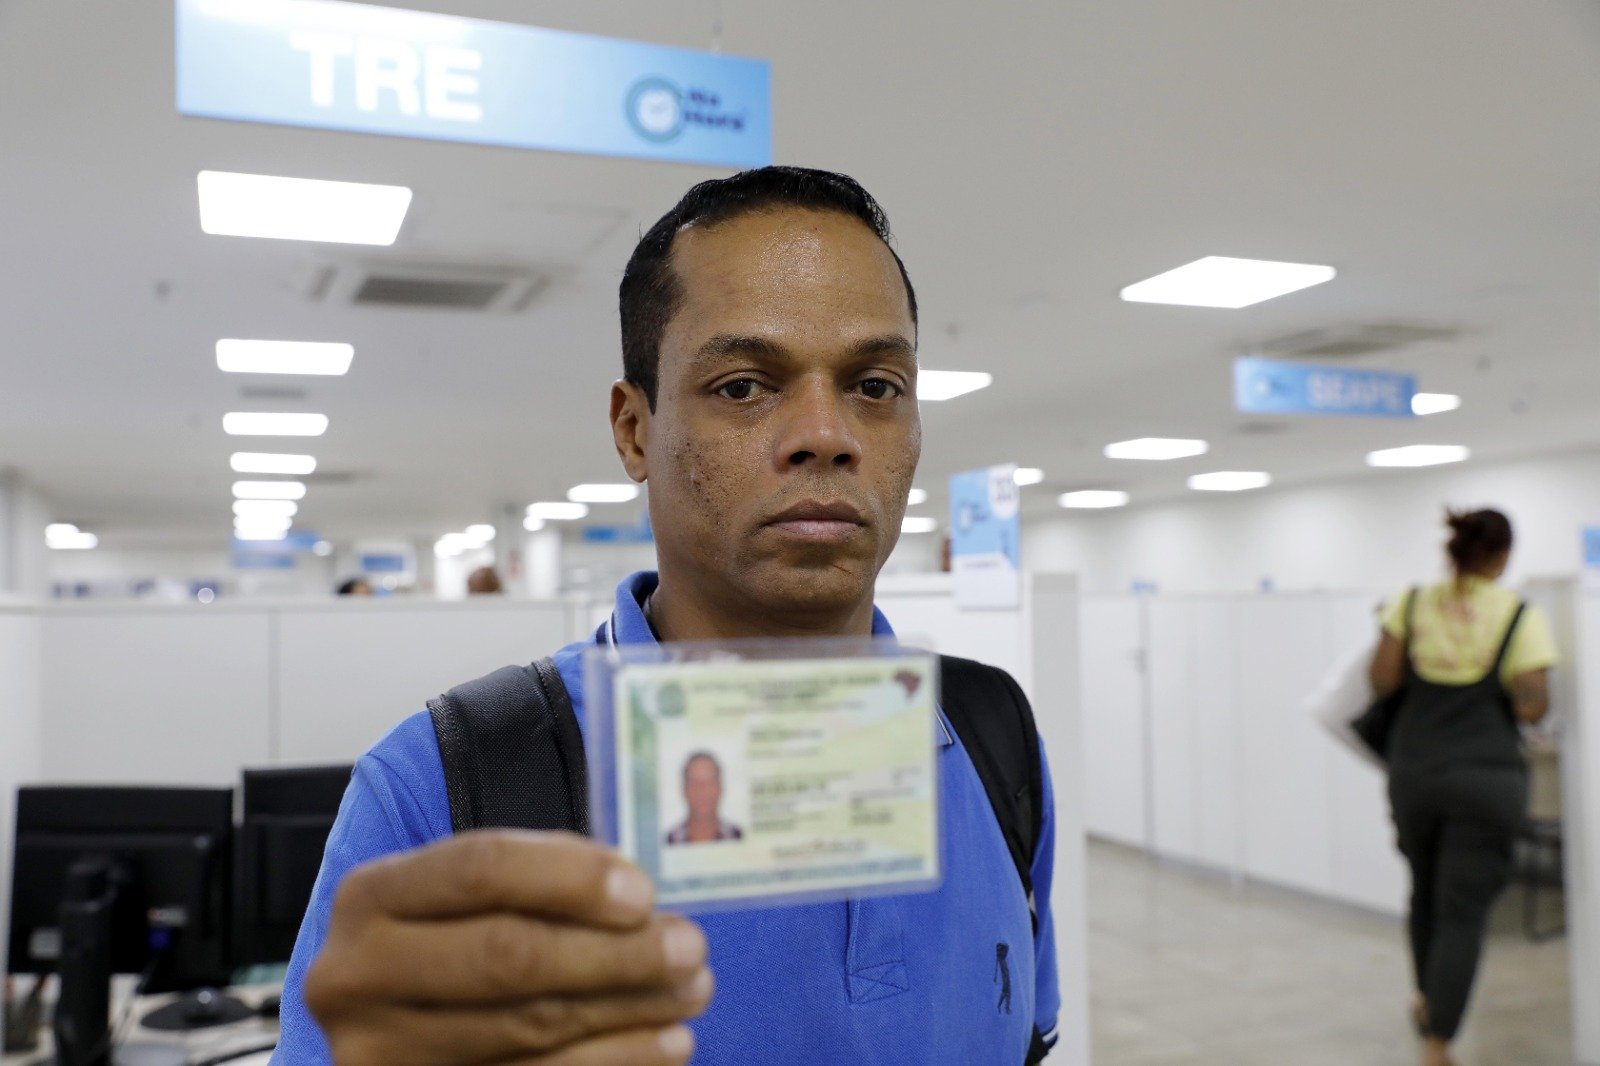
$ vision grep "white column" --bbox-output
[524,527,563,598]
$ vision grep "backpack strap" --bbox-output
[937,655,1044,909]
[427,657,588,834]
[938,655,1050,1064]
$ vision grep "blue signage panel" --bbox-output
[1234,357,1415,419]
[949,464,1020,610]
[176,0,771,168]
[1584,527,1600,570]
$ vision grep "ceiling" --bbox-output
[4,1,1599,549]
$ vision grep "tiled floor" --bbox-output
[1086,840,1572,1065]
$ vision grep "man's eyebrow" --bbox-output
[690,333,917,367]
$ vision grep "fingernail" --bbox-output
[659,1025,694,1056]
[606,865,652,913]
[677,967,713,1003]
[663,923,706,970]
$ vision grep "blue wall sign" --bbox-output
[1234,357,1415,419]
[232,529,321,569]
[176,0,772,168]
[1583,527,1600,570]
[949,464,1021,610]
[360,553,407,572]
[583,511,654,544]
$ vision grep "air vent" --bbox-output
[239,386,309,402]
[297,258,549,313]
[1236,420,1290,436]
[1254,323,1459,360]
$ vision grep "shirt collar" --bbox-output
[602,571,953,747]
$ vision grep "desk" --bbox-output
[3,983,278,1066]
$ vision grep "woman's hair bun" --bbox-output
[1445,508,1512,574]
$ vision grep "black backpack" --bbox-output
[428,652,1052,1064]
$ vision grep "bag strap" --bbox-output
[937,655,1043,908]
[427,657,588,834]
[937,655,1051,1064]
[1491,601,1529,672]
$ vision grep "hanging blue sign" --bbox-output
[949,464,1021,610]
[176,0,772,169]
[1234,357,1415,418]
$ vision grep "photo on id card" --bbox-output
[584,637,942,912]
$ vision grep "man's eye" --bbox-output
[716,379,764,400]
[857,378,902,400]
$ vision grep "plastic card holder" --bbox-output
[584,636,941,913]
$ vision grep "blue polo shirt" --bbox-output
[275,572,1060,1064]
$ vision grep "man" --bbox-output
[665,752,743,845]
[277,167,1059,1065]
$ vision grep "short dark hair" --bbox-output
[619,166,918,409]
[1445,508,1513,575]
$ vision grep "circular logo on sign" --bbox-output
[627,77,685,142]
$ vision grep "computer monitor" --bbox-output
[7,786,236,1062]
[233,765,351,967]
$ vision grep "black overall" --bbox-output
[1386,602,1528,1042]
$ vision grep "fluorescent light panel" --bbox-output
[902,516,938,534]
[231,452,317,475]
[1120,256,1336,309]
[907,488,928,506]
[918,370,993,401]
[1366,445,1470,468]
[197,170,412,245]
[523,516,546,532]
[235,516,292,534]
[1104,437,1209,461]
[223,412,329,437]
[234,529,288,542]
[233,500,297,518]
[568,483,640,504]
[1013,468,1044,487]
[217,340,353,376]
[46,523,98,550]
[465,524,496,541]
[1059,490,1130,509]
[1188,471,1272,492]
[526,501,589,521]
[1411,393,1462,416]
[233,480,307,500]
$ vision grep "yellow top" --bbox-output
[1381,575,1558,687]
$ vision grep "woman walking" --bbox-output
[1368,508,1556,1066]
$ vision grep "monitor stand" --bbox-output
[139,988,254,1031]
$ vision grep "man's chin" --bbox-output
[748,554,878,619]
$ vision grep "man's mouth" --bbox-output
[765,500,867,543]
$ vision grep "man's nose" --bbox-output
[778,377,862,471]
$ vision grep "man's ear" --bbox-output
[610,380,651,483]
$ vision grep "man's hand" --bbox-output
[304,831,713,1065]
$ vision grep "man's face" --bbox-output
[622,207,921,626]
[683,756,723,821]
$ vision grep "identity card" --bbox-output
[584,641,941,910]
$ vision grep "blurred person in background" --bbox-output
[1368,508,1557,1066]
[336,577,372,596]
[466,566,503,595]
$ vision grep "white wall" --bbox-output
[0,603,43,1002]
[1562,586,1600,1065]
[0,473,50,597]
[1025,446,1600,596]
[1078,591,1409,916]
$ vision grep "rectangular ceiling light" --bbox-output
[1013,468,1045,486]
[902,516,938,534]
[1059,490,1130,509]
[568,483,640,504]
[233,480,307,500]
[918,370,993,401]
[233,499,298,518]
[523,516,546,532]
[217,340,354,376]
[231,452,317,475]
[197,170,412,245]
[1104,437,1209,461]
[1411,393,1462,416]
[45,523,98,550]
[234,528,289,542]
[907,488,928,506]
[1366,444,1470,468]
[234,515,293,534]
[1120,256,1336,309]
[527,501,589,521]
[223,412,329,436]
[1188,471,1272,492]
